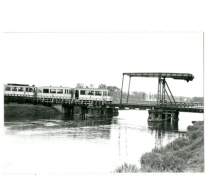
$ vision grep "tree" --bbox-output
[76,83,84,88]
[98,84,107,89]
[107,86,120,91]
[192,97,204,103]
[89,84,94,88]
[107,86,121,99]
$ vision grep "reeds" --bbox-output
[114,163,140,173]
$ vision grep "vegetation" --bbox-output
[192,97,204,103]
[114,121,204,173]
[76,83,85,88]
[98,84,107,89]
[4,104,60,117]
[89,84,94,88]
[115,163,140,173]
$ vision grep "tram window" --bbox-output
[95,91,102,96]
[103,91,107,96]
[80,90,87,95]
[18,87,24,92]
[57,89,63,94]
[12,87,17,91]
[68,89,71,94]
[50,89,56,94]
[88,91,94,95]
[108,92,111,96]
[29,88,33,92]
[5,86,11,91]
[43,89,49,93]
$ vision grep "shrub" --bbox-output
[114,163,139,173]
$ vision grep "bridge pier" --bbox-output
[148,109,179,122]
[86,106,118,118]
[52,104,73,114]
[73,105,87,120]
[47,103,119,119]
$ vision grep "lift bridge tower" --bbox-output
[119,72,195,122]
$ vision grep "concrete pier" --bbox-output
[73,105,88,120]
[148,109,179,122]
[86,106,117,118]
[52,104,73,114]
[47,103,119,119]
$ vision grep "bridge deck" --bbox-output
[4,95,204,113]
[111,102,204,113]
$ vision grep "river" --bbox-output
[3,110,203,174]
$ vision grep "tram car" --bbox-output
[73,88,113,102]
[36,86,73,100]
[4,84,35,96]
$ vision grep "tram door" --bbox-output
[75,90,79,99]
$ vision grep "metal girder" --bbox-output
[120,74,124,104]
[123,72,194,82]
[157,78,176,107]
[126,76,131,104]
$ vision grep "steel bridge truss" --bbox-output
[157,78,176,107]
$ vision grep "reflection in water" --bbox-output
[3,110,201,174]
[117,125,129,162]
[148,121,185,148]
[5,114,115,140]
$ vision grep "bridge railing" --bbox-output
[4,94,110,106]
[159,101,204,109]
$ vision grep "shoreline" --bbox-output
[115,121,204,173]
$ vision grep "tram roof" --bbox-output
[123,72,194,82]
[37,86,72,89]
[75,88,109,91]
[7,83,30,86]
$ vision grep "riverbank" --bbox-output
[4,103,60,117]
[115,121,204,173]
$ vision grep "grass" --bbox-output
[114,121,204,173]
[4,103,60,117]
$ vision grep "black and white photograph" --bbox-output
[1,0,205,176]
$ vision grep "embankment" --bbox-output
[115,121,204,173]
[4,103,60,117]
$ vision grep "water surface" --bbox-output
[3,110,203,174]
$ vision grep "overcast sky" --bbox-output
[2,32,203,97]
[1,0,205,98]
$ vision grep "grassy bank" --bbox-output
[115,121,204,173]
[4,103,60,117]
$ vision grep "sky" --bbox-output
[2,32,204,97]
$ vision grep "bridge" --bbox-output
[4,72,204,120]
[110,72,204,113]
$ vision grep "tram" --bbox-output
[4,84,113,103]
[4,84,35,96]
[73,88,113,102]
[36,86,72,99]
